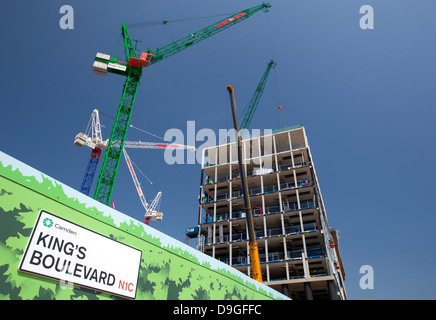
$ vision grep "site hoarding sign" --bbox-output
[1,150,289,300]
[19,210,142,299]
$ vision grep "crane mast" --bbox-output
[74,109,108,195]
[91,3,271,206]
[80,148,102,196]
[93,70,141,204]
[121,23,139,62]
[228,85,262,283]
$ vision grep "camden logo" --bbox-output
[43,218,53,228]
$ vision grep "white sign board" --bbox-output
[108,62,127,72]
[19,211,142,299]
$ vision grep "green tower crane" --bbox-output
[239,59,276,135]
[92,3,271,206]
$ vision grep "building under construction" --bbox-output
[192,125,347,300]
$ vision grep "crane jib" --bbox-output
[215,12,247,27]
[156,144,179,148]
[126,159,136,177]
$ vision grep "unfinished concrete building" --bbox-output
[192,125,347,300]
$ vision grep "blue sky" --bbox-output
[1,1,435,300]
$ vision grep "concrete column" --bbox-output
[304,282,313,300]
[287,131,292,151]
[229,243,232,266]
[207,226,212,240]
[219,223,223,243]
[328,280,339,300]
[282,284,289,297]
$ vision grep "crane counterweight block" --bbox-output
[93,53,110,76]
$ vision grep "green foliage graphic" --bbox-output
[0,157,286,300]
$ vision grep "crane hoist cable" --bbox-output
[264,13,284,128]
[100,110,170,142]
[129,155,155,187]
[129,124,169,142]
[127,152,162,200]
[272,66,285,128]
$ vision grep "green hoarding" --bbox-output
[0,151,289,300]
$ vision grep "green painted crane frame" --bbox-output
[240,59,275,133]
[93,3,271,205]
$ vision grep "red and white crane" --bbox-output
[122,148,162,224]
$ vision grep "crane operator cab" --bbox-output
[127,52,153,68]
